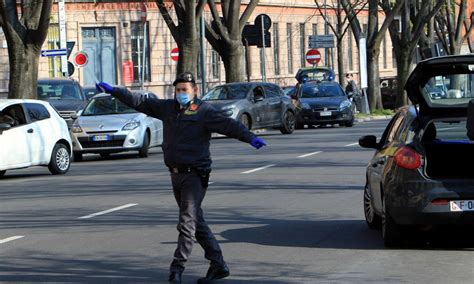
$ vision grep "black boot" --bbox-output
[168,271,182,283]
[197,265,230,283]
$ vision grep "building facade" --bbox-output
[0,0,402,98]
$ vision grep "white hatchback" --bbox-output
[0,99,72,177]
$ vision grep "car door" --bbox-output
[0,104,36,169]
[24,103,54,164]
[249,85,267,128]
[263,84,284,126]
[368,113,405,213]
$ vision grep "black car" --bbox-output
[380,77,398,109]
[360,55,474,247]
[202,82,296,134]
[38,78,87,127]
[294,81,355,128]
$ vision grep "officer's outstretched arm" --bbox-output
[204,107,255,143]
[97,82,169,120]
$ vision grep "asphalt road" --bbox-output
[1,120,473,283]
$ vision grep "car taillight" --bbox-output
[394,146,421,170]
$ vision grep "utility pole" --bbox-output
[58,0,68,77]
[260,16,267,81]
[200,14,207,96]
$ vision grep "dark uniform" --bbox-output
[109,86,256,275]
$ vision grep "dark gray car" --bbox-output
[359,55,474,247]
[202,82,296,134]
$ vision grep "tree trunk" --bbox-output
[395,49,412,107]
[337,38,345,84]
[176,35,198,75]
[222,42,245,83]
[367,47,383,111]
[7,44,40,99]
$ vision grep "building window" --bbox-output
[312,23,318,35]
[383,36,388,69]
[287,23,293,74]
[273,23,280,75]
[211,49,220,78]
[131,22,151,83]
[300,23,305,68]
[348,28,353,71]
[47,24,61,77]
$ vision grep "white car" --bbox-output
[70,93,163,160]
[0,99,72,177]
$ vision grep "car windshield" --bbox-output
[82,96,137,116]
[202,85,251,101]
[422,72,474,107]
[300,84,343,98]
[38,81,82,101]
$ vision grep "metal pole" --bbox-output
[137,28,142,86]
[141,21,147,89]
[200,15,207,96]
[261,16,266,81]
[324,0,328,67]
[58,0,68,77]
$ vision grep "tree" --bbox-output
[205,0,259,83]
[343,0,405,111]
[434,0,473,55]
[314,0,368,84]
[382,0,444,107]
[0,0,53,99]
[157,0,206,75]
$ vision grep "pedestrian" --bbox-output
[345,73,361,112]
[96,71,267,284]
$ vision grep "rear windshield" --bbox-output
[202,85,251,101]
[421,72,474,108]
[82,96,137,116]
[422,120,470,142]
[38,81,83,101]
[301,84,344,98]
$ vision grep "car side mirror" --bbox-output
[0,123,11,133]
[359,135,378,149]
[71,113,78,120]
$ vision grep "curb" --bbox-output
[355,115,392,123]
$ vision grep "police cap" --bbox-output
[173,72,196,86]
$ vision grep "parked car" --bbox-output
[380,76,398,109]
[70,93,163,161]
[359,55,474,247]
[37,78,88,127]
[0,99,72,177]
[282,85,296,98]
[82,85,101,100]
[295,81,355,128]
[201,82,296,134]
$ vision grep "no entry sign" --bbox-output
[171,47,179,62]
[306,49,321,65]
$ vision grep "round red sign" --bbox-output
[73,52,89,67]
[171,47,179,62]
[306,49,321,65]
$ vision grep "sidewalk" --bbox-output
[355,114,393,123]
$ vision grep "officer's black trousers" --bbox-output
[170,172,225,273]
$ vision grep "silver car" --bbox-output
[70,93,163,161]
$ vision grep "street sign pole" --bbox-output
[200,14,207,96]
[359,36,370,114]
[260,16,266,82]
[141,3,147,89]
[58,0,68,77]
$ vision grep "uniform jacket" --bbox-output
[111,87,256,169]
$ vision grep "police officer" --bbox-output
[96,72,267,284]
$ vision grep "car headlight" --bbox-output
[71,122,83,133]
[301,103,311,109]
[339,101,352,110]
[122,120,140,131]
[222,110,234,116]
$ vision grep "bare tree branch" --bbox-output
[454,0,467,42]
[372,0,405,45]
[32,0,53,45]
[463,12,473,42]
[208,0,231,43]
[195,0,206,21]
[409,0,444,50]
[157,0,179,42]
[239,0,259,32]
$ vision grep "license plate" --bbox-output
[320,111,332,116]
[450,200,474,212]
[91,135,111,142]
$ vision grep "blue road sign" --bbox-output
[41,49,68,57]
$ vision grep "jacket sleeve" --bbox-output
[110,87,169,120]
[203,106,256,143]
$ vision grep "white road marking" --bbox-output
[297,151,323,158]
[208,182,215,185]
[345,142,359,147]
[0,236,24,244]
[241,164,276,174]
[78,203,138,219]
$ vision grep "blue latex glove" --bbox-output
[96,81,114,93]
[250,137,266,149]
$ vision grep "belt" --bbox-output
[168,167,193,174]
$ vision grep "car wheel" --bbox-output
[100,153,111,159]
[280,111,295,134]
[345,116,355,127]
[73,152,83,162]
[240,114,250,130]
[295,122,304,129]
[382,197,403,247]
[48,143,71,175]
[138,131,150,158]
[364,184,382,230]
[0,170,5,178]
